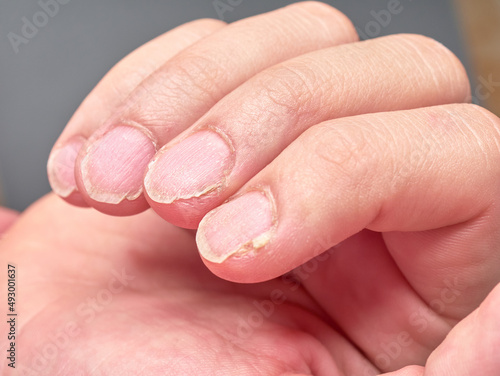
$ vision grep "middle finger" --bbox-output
[144,34,470,228]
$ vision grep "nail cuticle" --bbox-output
[145,127,235,204]
[80,123,157,204]
[47,135,87,198]
[197,187,277,264]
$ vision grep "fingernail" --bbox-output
[47,136,86,197]
[81,125,156,204]
[196,191,275,263]
[145,130,233,203]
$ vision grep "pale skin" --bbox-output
[1,2,500,375]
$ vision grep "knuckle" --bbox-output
[418,104,500,180]
[389,33,442,50]
[123,52,226,131]
[457,104,500,165]
[256,61,320,126]
[384,34,469,98]
[441,103,500,203]
[168,51,226,102]
[386,33,458,63]
[461,103,500,132]
[308,121,377,185]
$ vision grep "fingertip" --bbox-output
[144,129,235,228]
[0,207,19,236]
[199,252,274,284]
[378,365,424,376]
[145,196,212,229]
[81,194,151,216]
[196,190,278,283]
[183,17,227,30]
[196,191,274,262]
[382,34,470,103]
[78,124,157,203]
[47,135,86,202]
[59,191,90,208]
[74,124,157,216]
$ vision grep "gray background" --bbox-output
[0,0,471,211]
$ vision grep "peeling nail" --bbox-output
[145,130,233,204]
[47,135,86,198]
[81,125,156,204]
[196,190,275,263]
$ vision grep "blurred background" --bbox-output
[0,0,498,211]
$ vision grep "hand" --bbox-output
[33,1,500,374]
[0,208,18,236]
[3,195,345,375]
[2,194,499,376]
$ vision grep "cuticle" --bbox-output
[113,120,158,149]
[228,186,278,258]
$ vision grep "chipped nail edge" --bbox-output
[144,126,235,204]
[80,123,157,204]
[47,135,87,198]
[196,188,277,264]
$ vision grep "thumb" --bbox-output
[423,282,500,375]
[379,366,424,376]
[380,283,500,376]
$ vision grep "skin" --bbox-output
[1,195,500,375]
[0,208,18,236]
[3,1,497,374]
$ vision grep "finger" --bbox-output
[0,194,373,376]
[0,207,19,237]
[291,231,454,372]
[0,193,197,324]
[379,366,424,376]
[378,284,500,376]
[196,104,500,283]
[145,34,469,228]
[197,104,500,372]
[72,2,358,215]
[422,283,500,376]
[47,18,227,206]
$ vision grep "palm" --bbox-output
[1,195,497,375]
